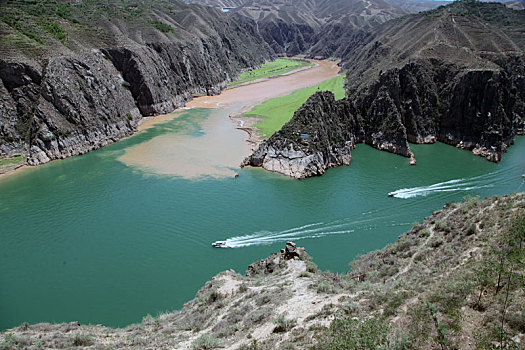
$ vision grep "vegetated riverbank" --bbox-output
[228,58,314,86]
[114,59,340,178]
[1,193,523,349]
[135,57,325,132]
[242,73,346,138]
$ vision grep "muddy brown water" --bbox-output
[119,59,340,179]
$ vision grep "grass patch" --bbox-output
[230,58,313,86]
[150,20,174,33]
[244,74,346,137]
[0,156,26,174]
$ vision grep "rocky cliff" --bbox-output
[244,1,525,179]
[1,193,523,349]
[0,0,273,167]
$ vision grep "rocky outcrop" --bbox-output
[243,89,412,179]
[242,92,358,179]
[246,241,309,276]
[0,0,273,166]
[244,57,524,179]
[244,1,525,179]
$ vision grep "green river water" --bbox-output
[1,108,524,330]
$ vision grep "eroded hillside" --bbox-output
[0,0,273,167]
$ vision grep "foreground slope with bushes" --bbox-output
[1,192,523,349]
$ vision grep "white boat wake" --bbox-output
[218,224,354,248]
[214,215,411,248]
[387,170,507,199]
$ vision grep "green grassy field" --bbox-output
[230,58,313,86]
[244,74,346,138]
[0,156,26,173]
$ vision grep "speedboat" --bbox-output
[212,240,227,247]
[388,192,396,197]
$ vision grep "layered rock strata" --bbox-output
[243,1,525,179]
[0,1,273,166]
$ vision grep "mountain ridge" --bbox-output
[244,0,525,179]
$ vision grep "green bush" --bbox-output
[42,22,67,44]
[150,20,174,33]
[71,333,93,347]
[306,261,318,273]
[465,223,478,236]
[319,317,390,350]
[192,334,220,349]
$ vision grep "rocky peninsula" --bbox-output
[244,1,525,179]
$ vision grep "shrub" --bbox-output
[319,317,390,349]
[434,220,449,232]
[273,315,296,333]
[42,22,67,44]
[256,294,272,306]
[71,333,93,347]
[150,20,174,33]
[248,309,267,325]
[238,284,248,293]
[207,291,221,304]
[419,228,430,238]
[429,236,444,248]
[192,334,220,349]
[317,283,335,294]
[306,261,318,273]
[465,223,478,236]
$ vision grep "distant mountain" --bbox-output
[183,0,247,9]
[384,0,525,13]
[383,0,452,12]
[187,0,407,55]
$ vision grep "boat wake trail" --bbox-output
[219,221,353,248]
[217,214,410,248]
[388,170,508,199]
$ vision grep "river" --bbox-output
[0,62,524,330]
